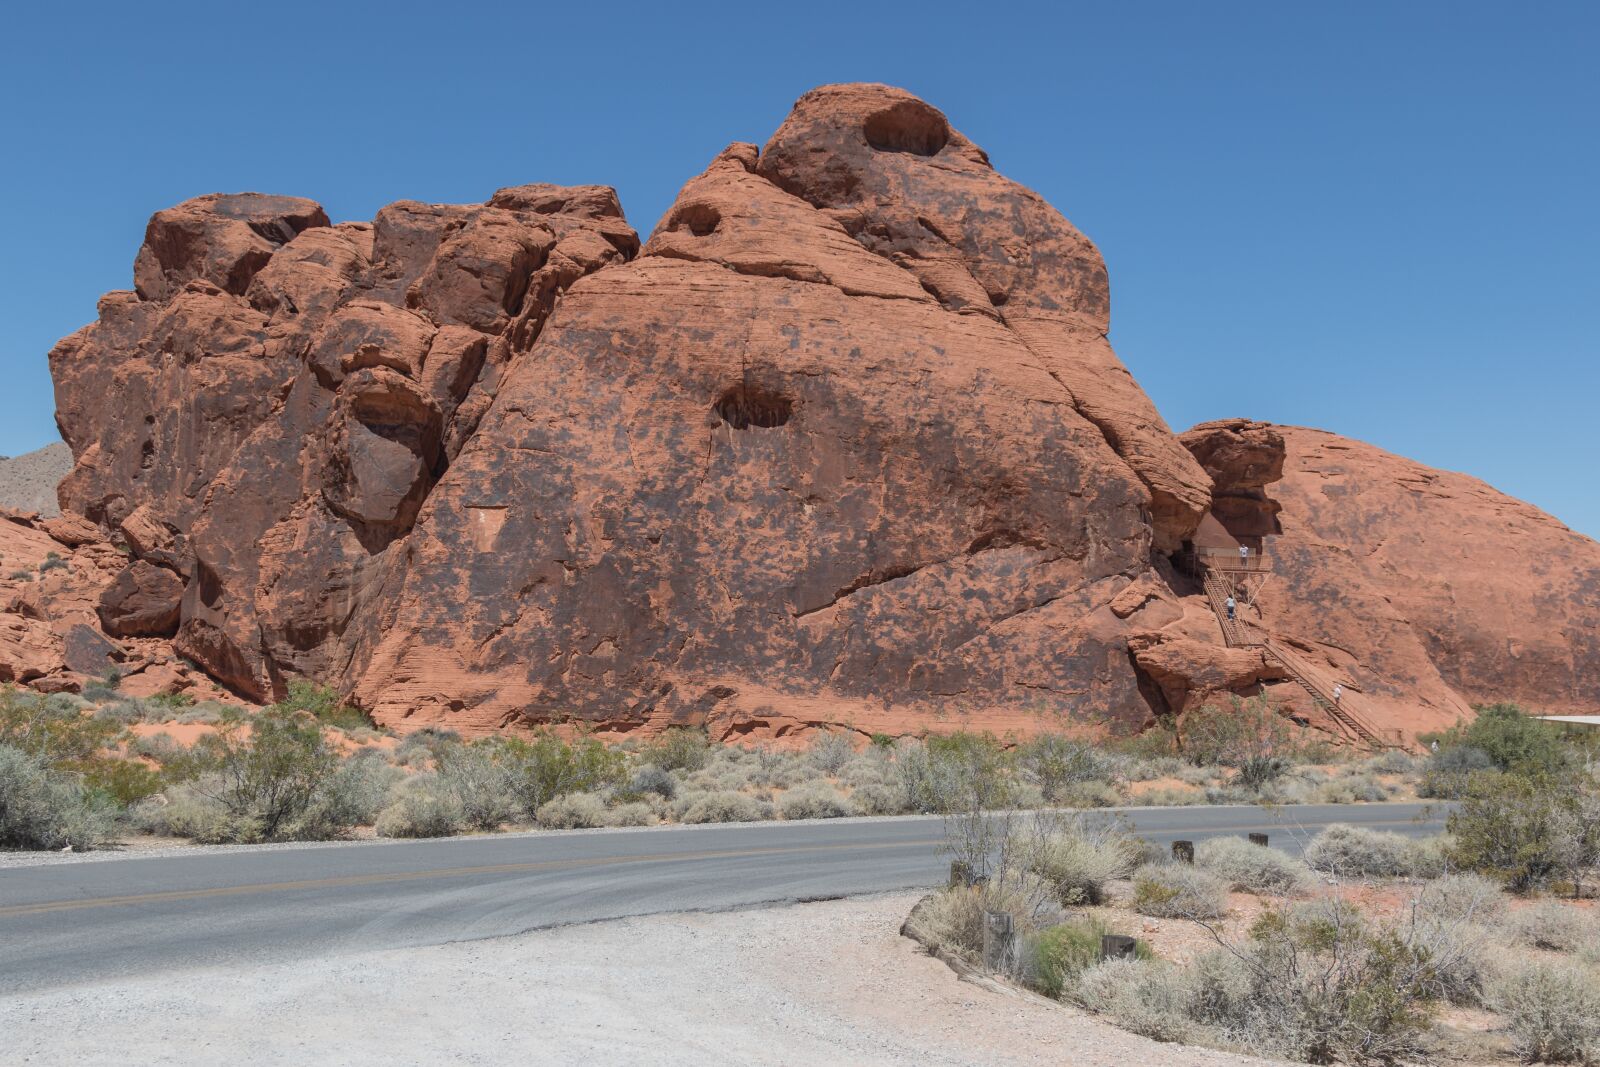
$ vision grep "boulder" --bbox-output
[97,561,184,637]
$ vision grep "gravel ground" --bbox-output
[0,441,70,516]
[2,893,1281,1067]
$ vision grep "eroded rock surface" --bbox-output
[15,82,1597,743]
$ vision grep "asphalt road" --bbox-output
[0,802,1442,994]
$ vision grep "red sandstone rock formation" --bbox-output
[8,83,1596,744]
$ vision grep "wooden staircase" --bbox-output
[1189,553,1393,751]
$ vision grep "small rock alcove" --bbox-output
[713,383,793,430]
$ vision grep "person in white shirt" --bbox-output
[1333,683,1344,705]
[1224,595,1237,622]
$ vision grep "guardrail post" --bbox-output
[1248,832,1269,847]
[1099,934,1138,961]
[1171,840,1194,864]
[983,910,1017,972]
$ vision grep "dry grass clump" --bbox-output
[1195,836,1312,894]
[374,776,465,838]
[1505,900,1598,953]
[777,782,856,820]
[1131,863,1229,920]
[675,790,771,824]
[1489,959,1600,1064]
[1072,958,1195,1043]
[1023,815,1142,905]
[1303,824,1447,879]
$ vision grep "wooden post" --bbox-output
[1171,840,1194,864]
[1248,832,1269,847]
[982,910,1017,973]
[1100,934,1138,961]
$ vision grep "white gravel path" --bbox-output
[2,892,1282,1066]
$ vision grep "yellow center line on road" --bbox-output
[0,839,945,920]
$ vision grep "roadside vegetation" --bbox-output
[0,686,1590,861]
[906,703,1600,1065]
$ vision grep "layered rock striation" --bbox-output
[7,83,1596,741]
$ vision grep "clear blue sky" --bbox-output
[3,2,1595,536]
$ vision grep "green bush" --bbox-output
[1017,734,1119,804]
[639,727,710,772]
[1,686,121,764]
[1425,703,1574,776]
[185,707,340,841]
[1131,863,1228,919]
[497,732,626,817]
[1195,836,1311,894]
[0,744,118,850]
[434,741,517,831]
[1447,771,1599,893]
[1031,917,1152,999]
[274,680,372,732]
[80,757,166,807]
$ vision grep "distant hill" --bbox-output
[0,441,70,516]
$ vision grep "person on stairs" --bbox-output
[1225,594,1237,622]
[1333,683,1344,706]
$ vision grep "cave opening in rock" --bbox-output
[714,383,793,430]
[863,101,951,156]
[674,203,721,237]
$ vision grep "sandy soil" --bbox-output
[2,893,1283,1067]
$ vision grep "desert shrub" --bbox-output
[1182,695,1306,790]
[274,680,371,732]
[1447,771,1600,892]
[93,699,156,725]
[806,730,856,774]
[174,703,230,726]
[1506,901,1597,953]
[8,569,32,581]
[185,707,340,841]
[1420,872,1504,924]
[837,753,891,789]
[132,783,236,843]
[894,734,1012,815]
[1017,734,1119,804]
[392,727,462,767]
[639,727,710,772]
[1128,786,1206,807]
[1304,823,1419,878]
[1358,750,1418,775]
[606,801,654,827]
[848,781,903,816]
[434,741,517,830]
[375,777,465,838]
[1030,917,1153,999]
[1131,863,1228,919]
[747,749,810,789]
[678,790,769,824]
[80,756,165,807]
[1195,836,1311,894]
[1417,744,1496,798]
[1489,959,1600,1064]
[1432,702,1573,777]
[535,791,610,829]
[0,744,118,850]
[622,764,675,801]
[1024,814,1142,905]
[1073,958,1195,1042]
[1311,773,1392,804]
[38,557,66,573]
[497,732,626,817]
[914,869,1062,964]
[1195,901,1441,1063]
[0,686,121,764]
[778,782,856,820]
[146,690,197,711]
[289,751,403,839]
